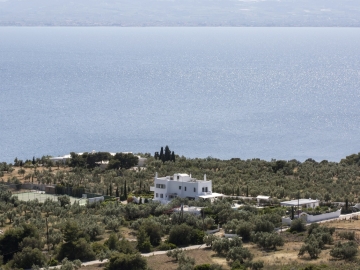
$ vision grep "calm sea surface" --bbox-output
[1,27,360,163]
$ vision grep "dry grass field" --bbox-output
[146,249,230,270]
[145,219,360,270]
[2,165,71,183]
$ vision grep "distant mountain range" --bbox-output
[0,0,359,26]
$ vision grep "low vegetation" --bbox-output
[0,150,360,269]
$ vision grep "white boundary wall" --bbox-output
[282,209,342,225]
[300,209,341,223]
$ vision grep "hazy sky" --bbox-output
[0,0,359,26]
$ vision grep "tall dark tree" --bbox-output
[164,145,171,162]
[171,151,175,162]
[124,181,127,199]
[159,147,164,161]
[116,186,119,197]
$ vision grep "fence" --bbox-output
[12,190,87,205]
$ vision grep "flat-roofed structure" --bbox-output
[280,199,319,208]
[256,195,271,205]
[150,172,223,204]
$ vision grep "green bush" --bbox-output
[190,229,205,245]
[298,235,322,259]
[194,264,211,270]
[330,241,358,260]
[337,231,355,241]
[252,232,284,250]
[290,219,306,233]
[48,258,59,266]
[168,224,192,246]
[157,242,177,251]
[106,252,147,270]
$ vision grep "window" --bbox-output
[202,187,204,192]
[160,194,163,198]
[179,186,181,190]
[185,187,187,191]
[156,184,166,189]
[205,187,208,192]
[194,188,196,192]
[156,193,158,197]
[177,176,179,180]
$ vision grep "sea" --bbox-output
[1,27,360,164]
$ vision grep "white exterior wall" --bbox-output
[282,209,341,225]
[300,209,341,223]
[151,173,213,203]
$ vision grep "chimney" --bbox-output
[204,174,207,181]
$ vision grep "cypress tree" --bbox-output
[109,184,113,196]
[171,151,175,162]
[159,147,164,161]
[116,186,119,197]
[124,181,127,199]
[246,185,249,197]
[164,145,171,162]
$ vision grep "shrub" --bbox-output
[203,234,219,247]
[106,252,147,270]
[194,263,223,270]
[166,248,184,261]
[168,224,192,246]
[137,227,152,253]
[247,260,264,270]
[140,219,162,246]
[157,242,177,251]
[11,247,46,269]
[253,219,275,233]
[330,241,358,260]
[252,232,284,250]
[190,229,205,245]
[235,221,253,242]
[290,218,306,233]
[48,258,59,266]
[194,264,211,270]
[226,246,253,264]
[298,235,322,259]
[337,231,355,241]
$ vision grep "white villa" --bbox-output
[150,173,223,204]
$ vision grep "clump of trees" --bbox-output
[154,146,175,163]
[69,152,139,170]
[210,236,255,268]
[298,223,335,259]
[330,241,358,260]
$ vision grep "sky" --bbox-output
[0,0,359,27]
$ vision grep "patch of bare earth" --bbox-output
[79,263,106,270]
[146,249,230,270]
